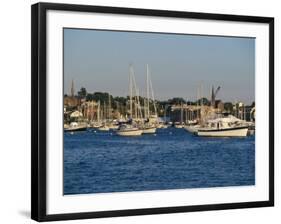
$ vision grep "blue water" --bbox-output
[64,127,255,195]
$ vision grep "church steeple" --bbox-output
[71,79,75,97]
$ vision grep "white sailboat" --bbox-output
[141,122,156,134]
[98,125,110,131]
[116,64,143,136]
[64,122,87,132]
[116,124,142,136]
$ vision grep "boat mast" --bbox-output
[131,67,142,120]
[103,101,107,120]
[200,82,203,123]
[180,102,183,124]
[164,105,167,123]
[148,67,157,117]
[131,67,137,119]
[108,93,111,120]
[136,88,143,120]
[97,101,100,123]
[146,64,150,118]
[197,86,199,122]
[129,65,133,119]
[185,98,188,124]
[200,82,203,108]
[90,102,93,122]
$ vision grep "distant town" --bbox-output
[64,80,255,125]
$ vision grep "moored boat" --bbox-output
[141,125,156,134]
[108,123,119,130]
[64,122,87,132]
[184,125,200,134]
[116,124,143,136]
[174,123,184,128]
[197,126,248,137]
[196,116,249,137]
[98,125,110,131]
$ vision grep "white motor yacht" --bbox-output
[196,116,248,137]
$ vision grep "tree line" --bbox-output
[64,87,255,116]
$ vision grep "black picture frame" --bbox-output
[31,2,274,222]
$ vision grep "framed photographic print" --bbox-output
[31,2,274,222]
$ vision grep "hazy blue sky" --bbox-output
[64,28,255,104]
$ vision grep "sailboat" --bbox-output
[64,122,87,132]
[98,125,110,131]
[116,65,143,136]
[116,123,143,136]
[64,110,87,132]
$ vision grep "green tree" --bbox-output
[168,97,186,105]
[78,87,87,99]
[196,97,210,106]
[224,102,233,113]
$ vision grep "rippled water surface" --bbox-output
[64,127,255,195]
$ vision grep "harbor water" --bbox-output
[64,127,255,195]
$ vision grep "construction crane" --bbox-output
[211,85,221,107]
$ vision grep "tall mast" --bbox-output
[136,88,143,120]
[146,64,150,118]
[200,82,203,107]
[185,98,188,123]
[108,93,111,120]
[97,101,100,123]
[180,102,183,124]
[149,68,157,116]
[197,86,199,120]
[164,105,167,122]
[200,82,203,123]
[129,65,133,118]
[131,68,138,119]
[103,101,106,120]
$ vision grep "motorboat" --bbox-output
[196,116,248,137]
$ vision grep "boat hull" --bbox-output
[108,125,119,130]
[197,126,248,137]
[184,125,199,134]
[64,126,87,132]
[98,126,110,131]
[174,125,183,128]
[116,130,143,136]
[142,127,156,134]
